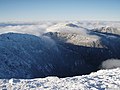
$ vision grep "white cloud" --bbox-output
[101,59,120,69]
[41,36,59,52]
[0,22,55,36]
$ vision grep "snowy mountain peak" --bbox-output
[65,23,79,28]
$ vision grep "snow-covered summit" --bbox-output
[47,22,87,34]
[46,22,120,48]
[93,26,120,35]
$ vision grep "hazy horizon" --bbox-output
[0,0,120,22]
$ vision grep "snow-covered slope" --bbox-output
[93,26,120,35]
[0,68,120,90]
[0,32,120,79]
[0,33,99,78]
[0,33,59,78]
[46,22,120,48]
[0,21,120,89]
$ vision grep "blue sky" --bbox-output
[0,0,120,22]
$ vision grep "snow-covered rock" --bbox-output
[93,26,120,35]
[0,68,120,90]
[45,22,120,50]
